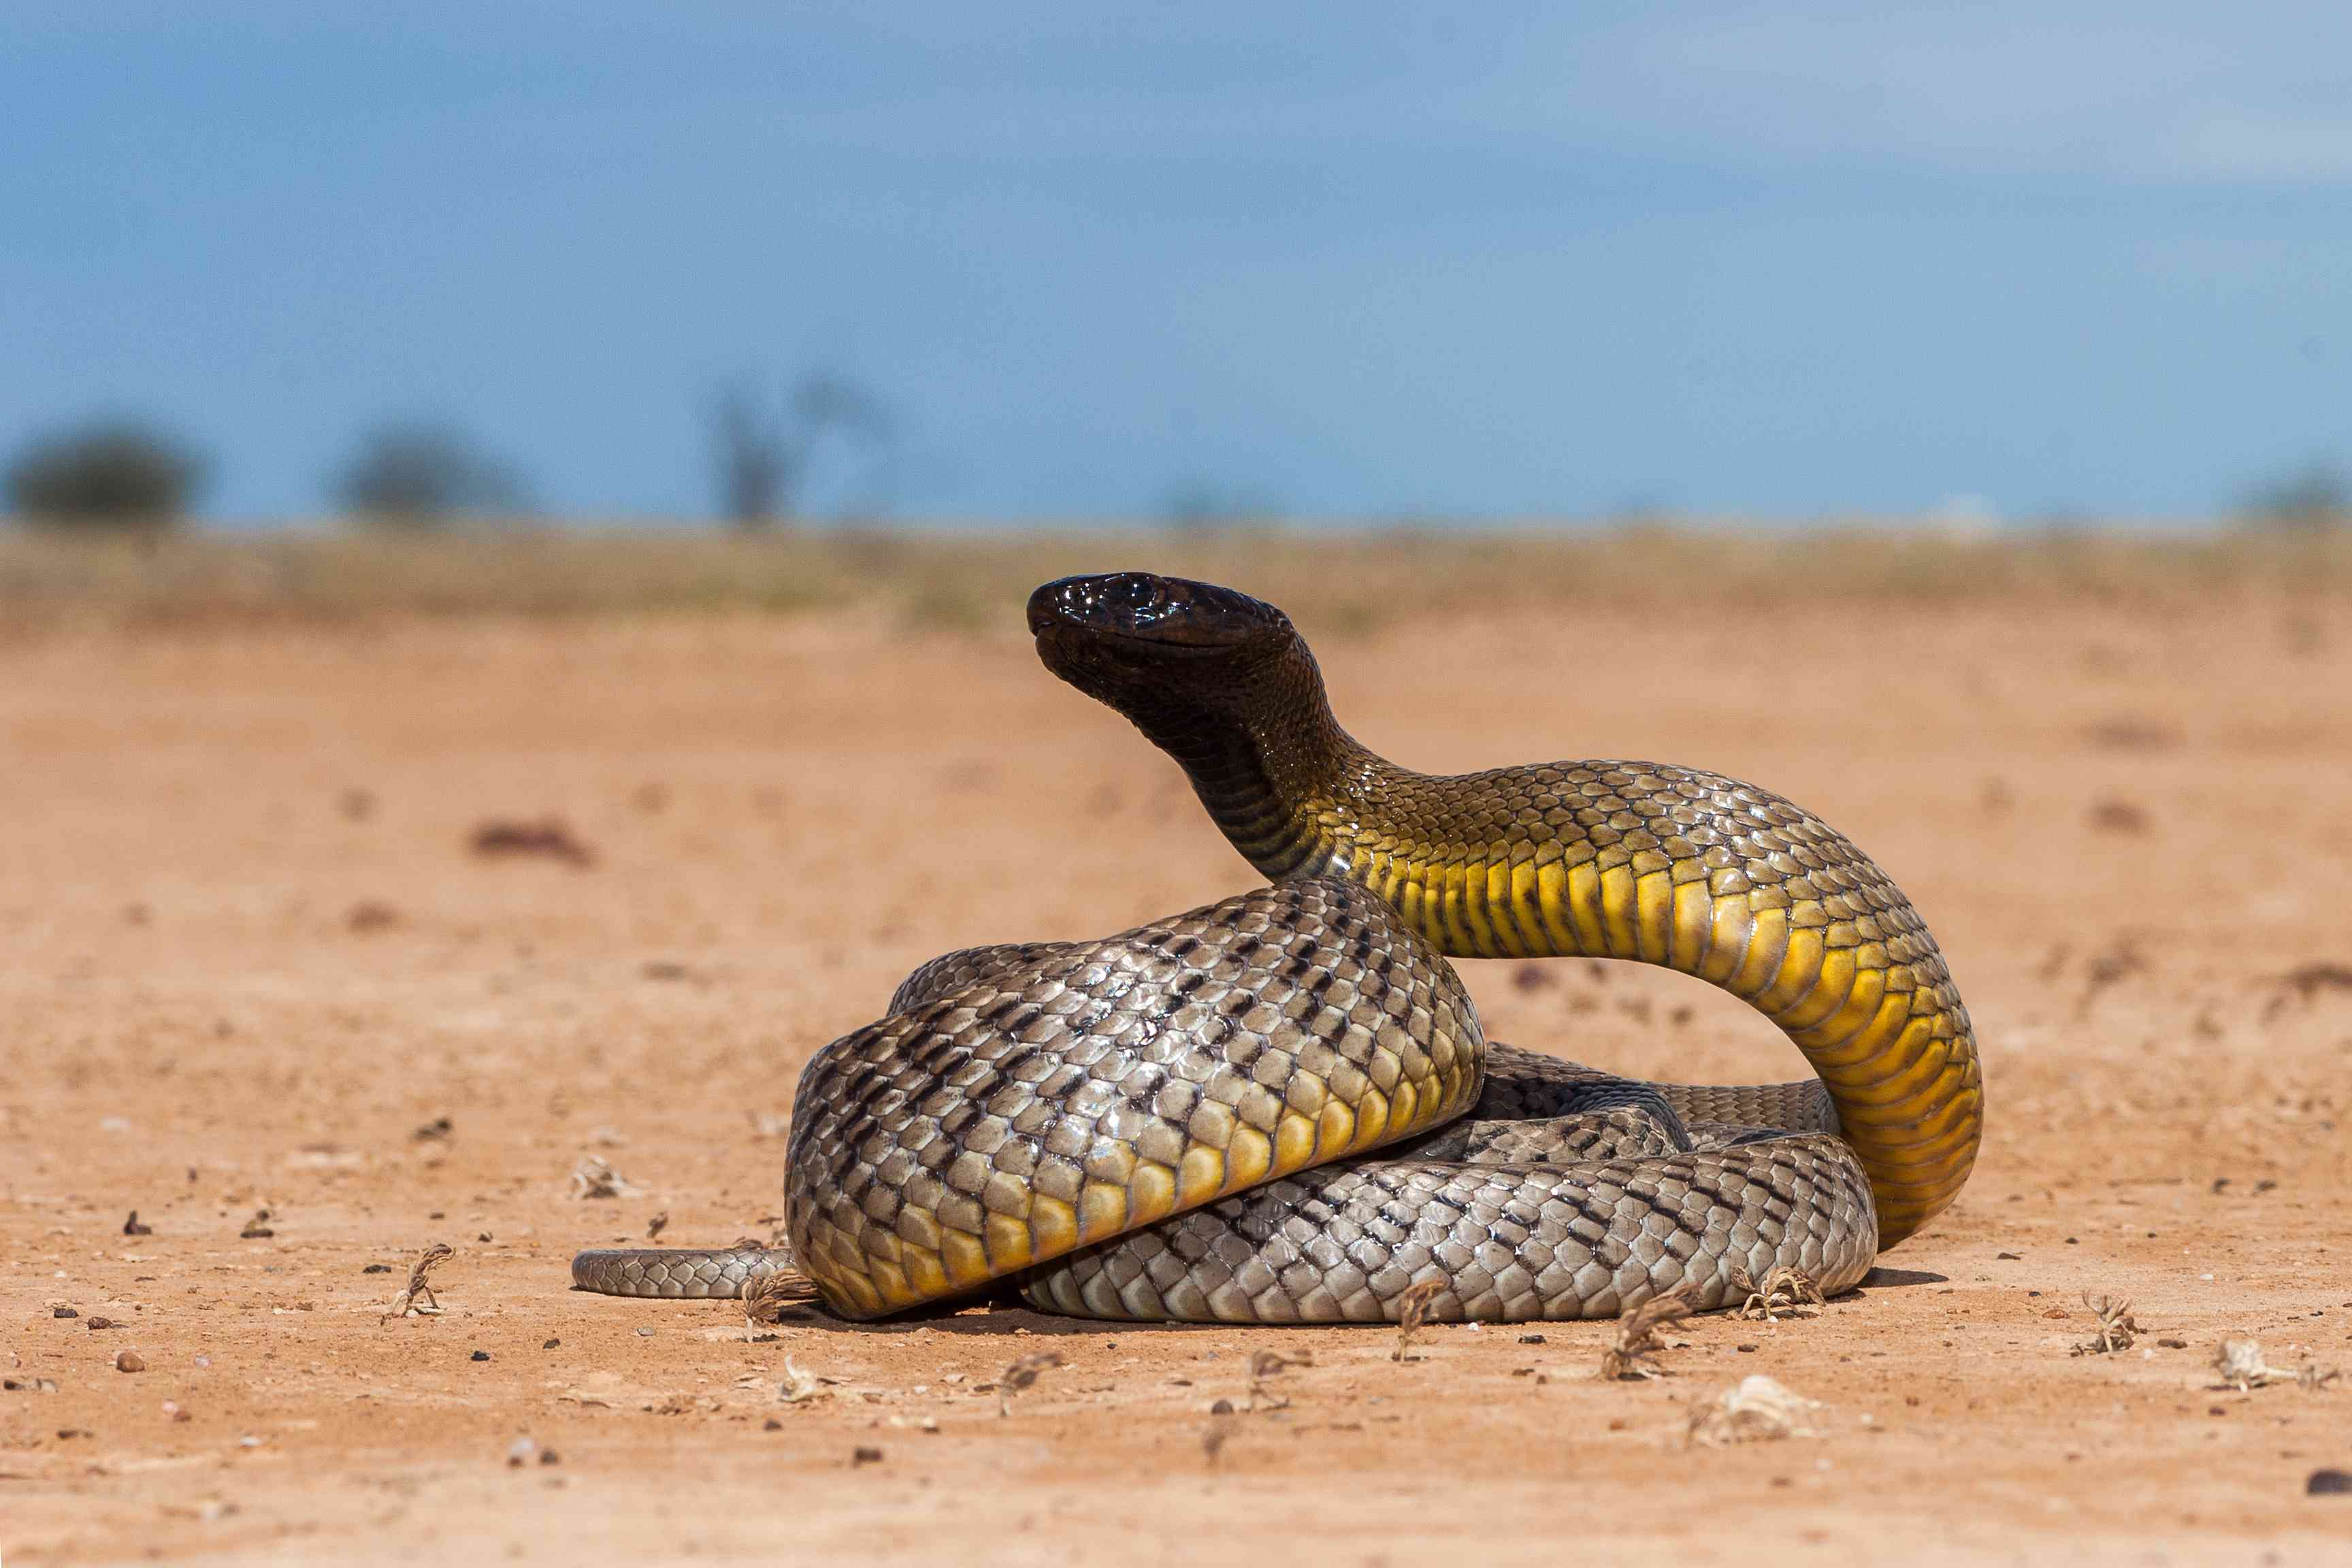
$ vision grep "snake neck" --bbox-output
[1102,634,1979,1252]
[1108,645,1386,881]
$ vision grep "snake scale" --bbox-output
[573,572,1980,1322]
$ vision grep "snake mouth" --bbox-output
[1026,572,1285,655]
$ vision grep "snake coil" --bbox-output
[572,573,1979,1322]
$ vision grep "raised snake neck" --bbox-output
[1026,572,1980,1247]
[570,572,1978,1320]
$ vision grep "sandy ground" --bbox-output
[4,577,2351,1564]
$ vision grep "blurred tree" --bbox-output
[2242,460,2347,530]
[334,422,529,526]
[707,372,891,527]
[4,419,206,528]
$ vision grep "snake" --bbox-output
[572,572,1980,1322]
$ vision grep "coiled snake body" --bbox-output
[574,574,1980,1322]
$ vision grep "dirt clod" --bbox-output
[1688,1375,1819,1445]
[470,817,598,868]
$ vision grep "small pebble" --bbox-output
[1209,1398,1235,1415]
[52,1307,78,1320]
[86,1316,115,1332]
[363,1264,392,1275]
[542,1338,560,1350]
[852,1445,883,1467]
[2310,1469,2352,1497]
[1516,1333,1545,1345]
[114,1350,146,1373]
[470,1350,492,1362]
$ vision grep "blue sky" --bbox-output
[4,5,2348,523]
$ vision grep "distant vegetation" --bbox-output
[2240,460,2347,530]
[1,525,2346,638]
[3,418,206,528]
[706,372,892,526]
[333,422,530,526]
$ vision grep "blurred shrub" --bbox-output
[4,419,206,528]
[334,422,529,526]
[2241,461,2347,530]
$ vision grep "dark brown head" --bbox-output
[1028,572,1353,858]
[1027,572,1304,721]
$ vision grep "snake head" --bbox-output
[1028,572,1298,700]
[1028,572,1286,651]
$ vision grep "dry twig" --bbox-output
[381,1242,453,1322]
[1391,1279,1445,1362]
[777,1356,823,1405]
[998,1351,1064,1417]
[569,1156,630,1200]
[742,1253,819,1337]
[1600,1283,1699,1379]
[1247,1349,1311,1411]
[2212,1339,2341,1392]
[1733,1266,1825,1322]
[2071,1292,2142,1356]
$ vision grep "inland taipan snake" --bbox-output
[573,573,1981,1322]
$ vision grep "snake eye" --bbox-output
[1105,576,1160,612]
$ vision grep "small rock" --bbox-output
[851,1445,883,1467]
[1209,1398,1235,1415]
[2308,1469,2352,1496]
[162,1401,191,1422]
[52,1307,78,1320]
[1517,1333,1546,1345]
[86,1316,115,1331]
[471,1350,492,1362]
[123,1211,152,1237]
[542,1337,561,1350]
[363,1264,393,1275]
[506,1437,541,1467]
[114,1350,146,1373]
